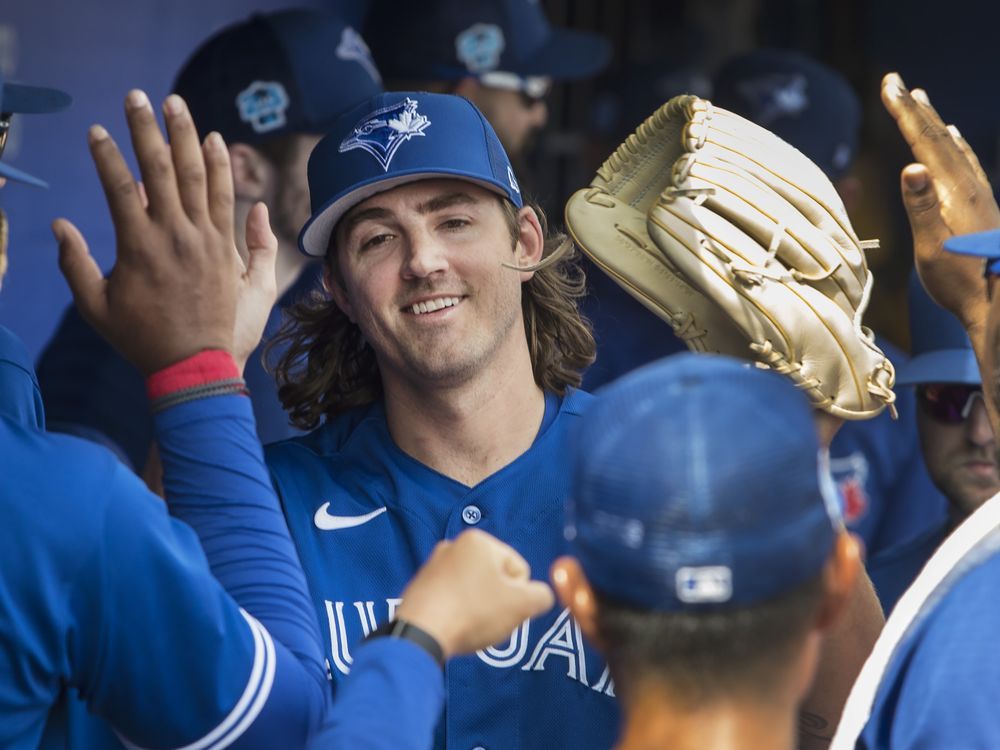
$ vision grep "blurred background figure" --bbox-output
[862,273,999,610]
[552,355,861,750]
[34,9,382,474]
[362,0,611,184]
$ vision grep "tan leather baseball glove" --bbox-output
[566,95,895,420]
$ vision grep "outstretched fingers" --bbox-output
[123,89,183,221]
[162,94,209,222]
[88,124,146,236]
[203,132,236,245]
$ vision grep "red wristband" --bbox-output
[146,350,241,401]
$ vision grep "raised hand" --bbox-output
[881,72,1000,332]
[53,90,277,375]
[395,529,555,659]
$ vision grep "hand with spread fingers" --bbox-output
[881,72,1000,335]
[53,90,277,375]
[394,529,555,660]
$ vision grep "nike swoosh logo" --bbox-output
[314,503,388,531]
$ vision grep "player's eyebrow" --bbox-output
[338,206,394,242]
[415,191,481,214]
[338,191,482,245]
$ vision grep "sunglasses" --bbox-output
[479,72,552,107]
[0,112,11,161]
[917,383,984,424]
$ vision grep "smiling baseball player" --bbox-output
[264,90,614,749]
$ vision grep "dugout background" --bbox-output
[2,0,998,359]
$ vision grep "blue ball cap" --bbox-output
[173,10,383,145]
[944,229,1000,276]
[299,91,523,257]
[568,354,842,611]
[896,270,979,386]
[0,69,71,188]
[365,0,610,83]
[712,49,860,180]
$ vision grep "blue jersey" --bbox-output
[267,389,621,750]
[856,522,1000,748]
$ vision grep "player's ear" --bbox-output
[815,531,863,630]
[229,143,272,202]
[550,556,604,649]
[512,207,545,281]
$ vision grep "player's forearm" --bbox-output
[798,569,884,748]
[151,351,325,681]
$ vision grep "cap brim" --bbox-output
[944,229,1000,273]
[299,170,514,257]
[3,82,72,114]
[895,350,981,386]
[515,28,611,80]
[0,160,48,188]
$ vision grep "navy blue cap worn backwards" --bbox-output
[896,270,979,386]
[0,70,71,187]
[365,0,610,84]
[712,49,861,181]
[299,91,523,257]
[173,10,383,145]
[944,229,1000,277]
[567,354,842,611]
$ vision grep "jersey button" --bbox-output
[462,505,482,525]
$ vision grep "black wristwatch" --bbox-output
[365,618,445,668]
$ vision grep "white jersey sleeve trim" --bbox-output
[117,609,277,750]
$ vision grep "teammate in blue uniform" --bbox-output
[863,273,998,610]
[35,10,384,473]
[3,71,552,749]
[551,355,863,750]
[263,89,882,749]
[266,90,612,750]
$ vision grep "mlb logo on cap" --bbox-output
[676,566,733,604]
[299,91,522,257]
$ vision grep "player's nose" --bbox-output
[966,395,995,447]
[402,230,449,279]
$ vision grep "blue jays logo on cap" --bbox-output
[455,23,506,73]
[737,73,808,125]
[236,81,290,134]
[337,26,382,85]
[338,97,431,171]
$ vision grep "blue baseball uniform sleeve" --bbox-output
[0,418,313,748]
[312,638,445,750]
[859,543,1000,748]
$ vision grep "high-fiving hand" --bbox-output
[53,90,277,375]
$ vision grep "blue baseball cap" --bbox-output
[0,70,71,187]
[944,229,1000,276]
[173,10,383,145]
[364,0,610,86]
[567,354,842,611]
[299,91,523,257]
[712,49,861,180]
[896,271,979,386]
